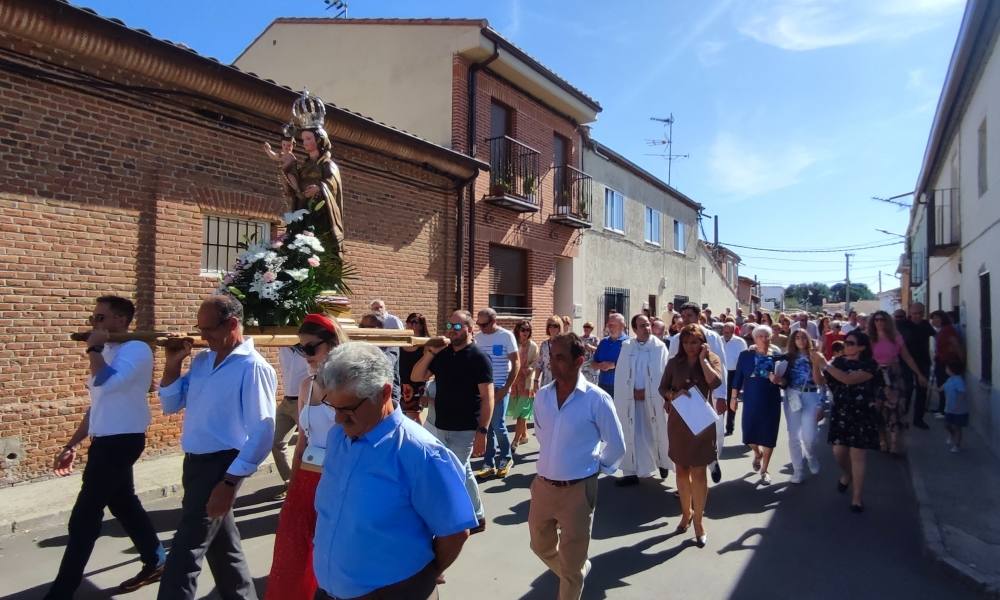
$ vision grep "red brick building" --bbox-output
[236,19,603,332]
[0,1,483,484]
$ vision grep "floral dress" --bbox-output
[825,357,880,450]
[535,339,554,389]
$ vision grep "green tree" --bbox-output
[785,282,831,308]
[829,282,875,302]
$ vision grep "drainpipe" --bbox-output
[465,40,500,310]
[455,173,476,309]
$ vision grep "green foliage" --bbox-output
[829,282,875,302]
[784,282,831,308]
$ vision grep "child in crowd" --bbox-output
[831,340,845,359]
[942,360,968,452]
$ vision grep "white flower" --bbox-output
[281,209,309,225]
[285,268,310,282]
[289,233,325,254]
[249,271,287,300]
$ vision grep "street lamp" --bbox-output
[876,228,906,238]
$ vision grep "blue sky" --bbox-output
[75,0,966,293]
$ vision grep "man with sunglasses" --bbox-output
[473,308,520,479]
[46,296,166,598]
[411,310,494,533]
[157,295,277,600]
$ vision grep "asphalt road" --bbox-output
[0,419,977,599]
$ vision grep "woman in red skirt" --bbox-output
[265,314,345,599]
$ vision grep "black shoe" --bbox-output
[659,468,670,479]
[710,462,722,484]
[119,563,165,592]
[725,429,734,437]
[469,517,487,535]
[615,475,639,487]
[914,421,929,430]
[837,478,851,493]
[850,504,865,513]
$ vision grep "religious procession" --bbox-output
[1,2,998,600]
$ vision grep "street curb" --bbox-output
[1,462,280,537]
[907,458,1000,598]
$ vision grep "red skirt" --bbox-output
[265,467,321,600]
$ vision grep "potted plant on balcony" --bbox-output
[490,174,512,197]
[554,189,570,215]
[522,174,537,197]
[577,198,591,220]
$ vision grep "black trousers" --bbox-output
[157,449,256,600]
[901,362,931,424]
[725,369,738,433]
[45,433,162,600]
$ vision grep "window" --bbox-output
[201,215,270,275]
[978,118,988,196]
[604,188,624,232]
[673,220,687,253]
[981,272,992,383]
[647,294,657,317]
[701,266,706,285]
[603,287,630,329]
[644,207,662,245]
[489,244,529,316]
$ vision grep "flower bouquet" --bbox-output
[220,205,353,326]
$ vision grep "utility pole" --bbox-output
[879,270,883,295]
[845,253,855,312]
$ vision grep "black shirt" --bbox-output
[896,319,935,368]
[429,343,493,431]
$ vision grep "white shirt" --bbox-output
[533,374,626,481]
[474,327,518,388]
[840,321,859,335]
[278,347,310,398]
[383,313,405,329]
[159,338,277,477]
[790,320,820,340]
[722,335,748,371]
[88,341,153,437]
[667,324,728,399]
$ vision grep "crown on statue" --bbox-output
[292,90,327,130]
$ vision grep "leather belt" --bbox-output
[540,474,595,487]
[283,395,298,401]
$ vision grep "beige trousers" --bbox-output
[271,397,299,483]
[528,474,598,600]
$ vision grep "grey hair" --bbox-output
[608,312,626,326]
[316,342,393,405]
[207,294,244,325]
[478,307,497,320]
[753,324,773,339]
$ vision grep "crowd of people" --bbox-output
[45,293,971,600]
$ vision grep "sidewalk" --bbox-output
[908,415,1000,597]
[0,452,278,536]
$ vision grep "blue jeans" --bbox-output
[484,389,511,468]
[434,428,484,520]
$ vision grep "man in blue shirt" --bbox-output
[591,312,629,399]
[313,342,478,599]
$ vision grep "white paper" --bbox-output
[774,360,788,378]
[672,386,718,435]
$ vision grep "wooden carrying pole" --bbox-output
[71,329,431,349]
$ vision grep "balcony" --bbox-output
[549,165,593,229]
[927,188,960,256]
[484,136,540,213]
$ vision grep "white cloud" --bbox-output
[737,0,964,51]
[708,132,818,197]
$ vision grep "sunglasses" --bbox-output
[844,340,860,346]
[547,324,561,330]
[87,314,107,326]
[320,392,367,414]
[444,322,465,331]
[292,340,327,357]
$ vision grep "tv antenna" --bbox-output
[645,114,689,186]
[323,0,348,18]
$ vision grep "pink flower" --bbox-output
[223,274,234,284]
[271,240,283,249]
[262,271,277,283]
[307,256,320,267]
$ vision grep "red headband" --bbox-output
[302,313,337,334]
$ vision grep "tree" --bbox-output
[829,282,875,302]
[784,282,831,308]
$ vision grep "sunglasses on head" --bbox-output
[292,340,327,357]
[445,322,465,331]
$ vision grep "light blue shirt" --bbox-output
[313,408,477,598]
[158,338,276,477]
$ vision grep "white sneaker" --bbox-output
[807,456,821,475]
[934,412,946,420]
[790,471,803,484]
[949,446,961,453]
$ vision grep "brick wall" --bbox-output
[452,56,581,335]
[0,53,459,484]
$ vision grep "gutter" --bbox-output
[464,41,500,311]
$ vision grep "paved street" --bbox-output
[0,421,977,600]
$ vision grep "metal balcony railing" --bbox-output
[485,136,540,212]
[550,165,593,228]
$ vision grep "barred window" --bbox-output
[201,215,270,275]
[489,244,530,317]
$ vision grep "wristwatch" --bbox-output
[86,344,105,354]
[477,426,489,435]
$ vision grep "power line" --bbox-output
[724,240,903,253]
[738,254,900,264]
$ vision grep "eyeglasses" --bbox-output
[292,340,327,357]
[320,392,367,415]
[195,317,231,333]
[86,314,107,326]
[476,321,492,327]
[444,322,465,331]
[546,324,561,330]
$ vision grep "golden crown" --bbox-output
[292,90,326,130]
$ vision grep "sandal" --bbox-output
[837,476,851,493]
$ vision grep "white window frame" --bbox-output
[644,206,662,246]
[673,219,687,254]
[604,188,625,233]
[201,215,271,277]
